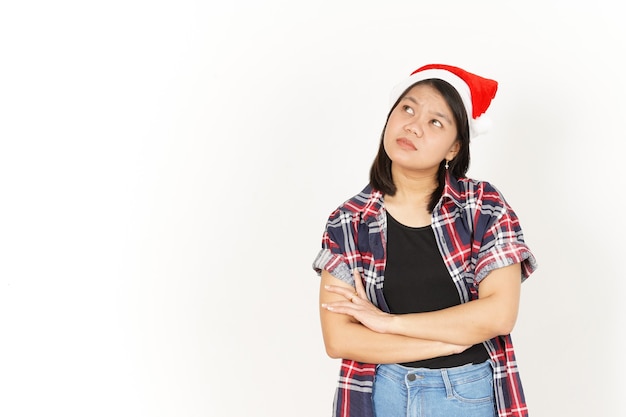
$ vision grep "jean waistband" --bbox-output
[376,359,493,386]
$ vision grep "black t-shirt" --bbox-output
[383,211,489,368]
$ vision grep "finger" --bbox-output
[324,284,358,301]
[353,269,365,298]
[321,300,360,312]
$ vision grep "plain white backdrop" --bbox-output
[1,1,624,416]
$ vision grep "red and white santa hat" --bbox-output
[389,64,498,138]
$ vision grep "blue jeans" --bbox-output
[372,360,496,417]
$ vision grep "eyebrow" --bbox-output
[402,96,453,124]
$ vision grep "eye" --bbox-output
[431,119,443,128]
[402,105,414,115]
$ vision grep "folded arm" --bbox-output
[323,263,522,346]
[319,270,469,363]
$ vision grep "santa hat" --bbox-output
[389,64,498,138]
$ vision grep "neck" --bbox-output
[390,167,438,205]
[384,168,439,227]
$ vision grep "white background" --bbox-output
[1,1,624,416]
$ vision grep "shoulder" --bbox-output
[329,184,384,218]
[448,176,509,207]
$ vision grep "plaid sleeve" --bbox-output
[472,184,538,284]
[312,209,359,286]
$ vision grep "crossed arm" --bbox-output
[319,263,521,364]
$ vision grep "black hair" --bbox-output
[369,78,471,212]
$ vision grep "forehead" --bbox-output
[402,83,447,104]
[399,83,454,116]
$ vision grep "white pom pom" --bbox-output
[470,115,493,138]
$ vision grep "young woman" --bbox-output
[312,64,538,417]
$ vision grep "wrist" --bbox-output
[385,313,400,335]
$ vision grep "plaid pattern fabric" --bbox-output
[313,173,538,417]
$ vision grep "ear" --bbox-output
[446,140,460,160]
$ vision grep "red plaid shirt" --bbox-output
[313,173,538,417]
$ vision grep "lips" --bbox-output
[396,137,417,150]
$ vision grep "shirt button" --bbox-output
[407,374,417,381]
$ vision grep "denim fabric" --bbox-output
[372,360,496,417]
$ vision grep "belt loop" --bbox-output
[441,369,453,398]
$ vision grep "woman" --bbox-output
[312,64,538,417]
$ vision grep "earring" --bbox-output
[445,160,449,170]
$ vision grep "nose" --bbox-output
[404,121,423,137]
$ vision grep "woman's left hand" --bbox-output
[322,269,394,334]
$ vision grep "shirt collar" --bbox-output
[343,174,465,220]
[441,172,465,209]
